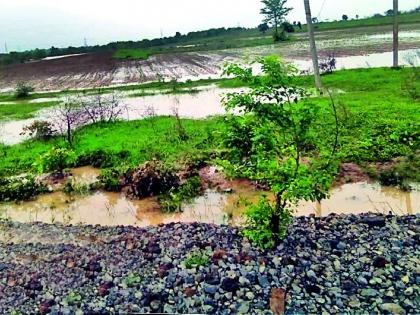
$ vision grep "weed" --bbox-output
[183,251,210,268]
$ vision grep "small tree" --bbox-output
[342,14,349,21]
[260,0,292,41]
[52,95,86,146]
[258,23,270,34]
[222,56,339,248]
[81,89,126,124]
[15,82,34,98]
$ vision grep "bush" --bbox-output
[242,196,292,249]
[15,83,34,98]
[34,147,75,174]
[122,160,180,198]
[20,121,55,140]
[319,55,337,74]
[99,166,130,192]
[158,176,202,212]
[63,178,93,195]
[0,175,47,202]
[282,22,295,33]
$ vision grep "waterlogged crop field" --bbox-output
[0,23,419,91]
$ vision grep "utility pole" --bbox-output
[393,0,399,68]
[304,0,322,91]
[4,42,8,53]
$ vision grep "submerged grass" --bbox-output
[0,101,59,120]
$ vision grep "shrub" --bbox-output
[242,196,292,249]
[15,83,34,98]
[20,121,55,140]
[158,176,202,212]
[122,160,179,198]
[282,21,295,33]
[34,147,75,174]
[63,178,93,195]
[319,55,337,74]
[0,175,47,202]
[222,56,339,247]
[99,166,130,192]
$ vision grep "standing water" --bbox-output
[1,180,418,227]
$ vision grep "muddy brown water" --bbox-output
[1,179,418,227]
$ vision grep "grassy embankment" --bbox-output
[0,67,419,182]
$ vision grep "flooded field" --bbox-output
[0,26,418,91]
[0,87,238,145]
[1,180,418,227]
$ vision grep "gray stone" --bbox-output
[258,276,269,288]
[381,303,406,315]
[204,285,218,295]
[404,287,414,296]
[361,289,378,297]
[357,276,368,286]
[337,242,346,250]
[237,302,250,314]
[307,270,317,279]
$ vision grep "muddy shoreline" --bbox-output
[0,214,418,314]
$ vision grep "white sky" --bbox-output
[0,0,418,52]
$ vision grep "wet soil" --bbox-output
[1,26,418,91]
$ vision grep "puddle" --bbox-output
[42,53,86,61]
[0,87,241,145]
[366,31,420,40]
[1,182,418,227]
[293,48,419,72]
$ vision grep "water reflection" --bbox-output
[1,182,418,227]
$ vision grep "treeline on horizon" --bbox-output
[1,7,419,67]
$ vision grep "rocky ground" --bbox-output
[0,213,418,314]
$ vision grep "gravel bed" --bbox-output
[0,213,419,314]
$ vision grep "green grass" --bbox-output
[113,49,150,60]
[0,117,224,176]
[305,12,420,32]
[0,67,418,179]
[0,101,59,120]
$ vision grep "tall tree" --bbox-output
[260,0,292,41]
[393,0,399,68]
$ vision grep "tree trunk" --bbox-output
[393,0,399,68]
[67,120,72,146]
[303,0,322,91]
[275,15,279,40]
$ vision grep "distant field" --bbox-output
[113,49,150,60]
[306,12,420,32]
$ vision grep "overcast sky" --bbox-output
[0,0,418,52]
